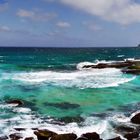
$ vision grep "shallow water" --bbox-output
[0,47,140,139]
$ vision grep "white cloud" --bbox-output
[17,9,57,22]
[56,21,71,28]
[60,0,140,24]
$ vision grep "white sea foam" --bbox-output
[13,107,31,113]
[117,55,125,58]
[0,112,117,139]
[2,67,135,89]
[0,104,135,140]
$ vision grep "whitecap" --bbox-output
[2,68,135,89]
[117,55,125,58]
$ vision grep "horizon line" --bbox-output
[0,46,137,48]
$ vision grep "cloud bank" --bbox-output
[60,0,140,24]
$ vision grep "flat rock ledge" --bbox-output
[81,59,140,75]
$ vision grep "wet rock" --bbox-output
[82,59,140,70]
[122,69,140,75]
[59,116,84,123]
[14,128,26,131]
[50,133,77,140]
[44,102,80,110]
[24,137,34,140]
[82,61,134,69]
[0,135,8,140]
[124,132,139,140]
[82,132,100,140]
[34,129,57,140]
[7,99,24,106]
[32,128,38,130]
[108,136,122,140]
[131,112,140,124]
[128,65,140,70]
[9,133,22,140]
[115,125,135,133]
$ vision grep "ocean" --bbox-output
[0,47,140,139]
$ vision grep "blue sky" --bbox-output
[0,0,140,47]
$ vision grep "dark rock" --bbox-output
[7,99,24,106]
[50,133,77,140]
[59,116,84,123]
[24,137,34,140]
[81,59,140,71]
[34,129,57,140]
[0,135,8,140]
[14,128,26,131]
[108,136,122,140]
[115,125,135,133]
[91,63,109,69]
[82,61,134,69]
[44,102,80,110]
[32,128,38,130]
[9,133,22,140]
[122,69,140,75]
[131,112,140,124]
[82,132,100,140]
[124,132,139,140]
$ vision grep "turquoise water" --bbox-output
[0,47,140,138]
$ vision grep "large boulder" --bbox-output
[81,132,100,140]
[50,133,77,140]
[124,132,139,139]
[9,133,23,140]
[131,113,140,124]
[115,125,135,133]
[34,129,57,140]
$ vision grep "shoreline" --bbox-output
[0,99,140,140]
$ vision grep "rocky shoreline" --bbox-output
[1,99,140,140]
[80,59,140,75]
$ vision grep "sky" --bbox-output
[0,0,140,47]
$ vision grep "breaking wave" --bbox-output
[0,104,127,140]
[2,68,135,89]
